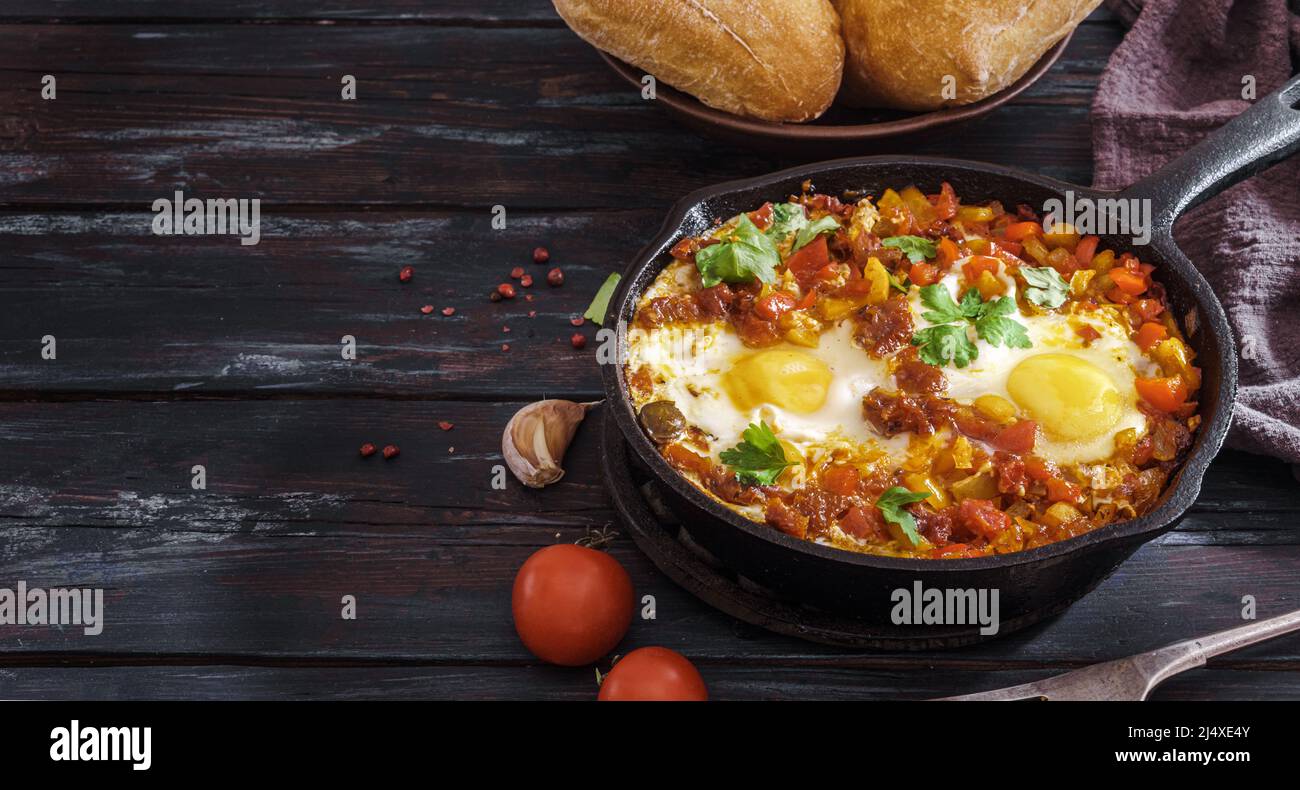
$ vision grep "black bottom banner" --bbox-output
[0,699,1285,776]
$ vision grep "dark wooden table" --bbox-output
[1,2,1297,701]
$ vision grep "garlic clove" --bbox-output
[502,399,597,488]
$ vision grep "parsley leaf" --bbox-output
[694,214,780,287]
[973,293,1015,318]
[583,273,621,326]
[881,235,938,263]
[719,421,794,486]
[913,324,979,368]
[960,287,986,318]
[913,285,1032,367]
[766,202,808,239]
[888,273,910,294]
[1021,265,1070,309]
[918,283,977,324]
[972,296,1033,349]
[791,215,841,252]
[875,486,933,546]
[975,314,1033,349]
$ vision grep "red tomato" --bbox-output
[754,291,796,321]
[820,465,860,496]
[931,182,958,220]
[747,202,774,231]
[1075,325,1101,344]
[669,237,698,262]
[597,647,708,701]
[839,505,885,541]
[931,542,980,559]
[990,419,1037,453]
[813,263,841,284]
[784,235,830,289]
[954,411,1001,442]
[995,455,1029,496]
[512,544,634,666]
[992,239,1023,258]
[1131,435,1155,466]
[1130,298,1164,322]
[1022,455,1056,482]
[957,498,1012,540]
[1046,477,1083,504]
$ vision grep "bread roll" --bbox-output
[834,0,1100,111]
[553,0,844,123]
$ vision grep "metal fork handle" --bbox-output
[1139,609,1300,687]
[937,609,1300,701]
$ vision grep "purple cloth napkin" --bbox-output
[1094,0,1300,464]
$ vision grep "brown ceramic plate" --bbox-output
[596,32,1073,153]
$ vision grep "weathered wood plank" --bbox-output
[0,401,1291,535]
[0,401,1294,663]
[0,400,614,535]
[0,1,567,24]
[0,530,1298,666]
[0,2,1120,26]
[0,22,1122,208]
[0,665,1290,701]
[0,210,639,398]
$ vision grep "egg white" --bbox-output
[624,319,909,468]
[911,266,1159,465]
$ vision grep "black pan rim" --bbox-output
[600,154,1237,574]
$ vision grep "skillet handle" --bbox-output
[1119,73,1300,231]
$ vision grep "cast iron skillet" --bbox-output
[601,75,1300,633]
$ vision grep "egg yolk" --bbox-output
[1006,353,1122,441]
[723,349,831,414]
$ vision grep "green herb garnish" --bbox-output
[1021,265,1070,309]
[719,421,793,486]
[791,215,841,252]
[913,324,979,368]
[881,235,938,263]
[694,214,780,287]
[766,202,808,239]
[918,283,981,325]
[875,486,933,546]
[583,273,622,326]
[972,294,1032,349]
[911,284,1031,368]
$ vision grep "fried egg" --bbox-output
[911,267,1158,465]
[625,316,910,471]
